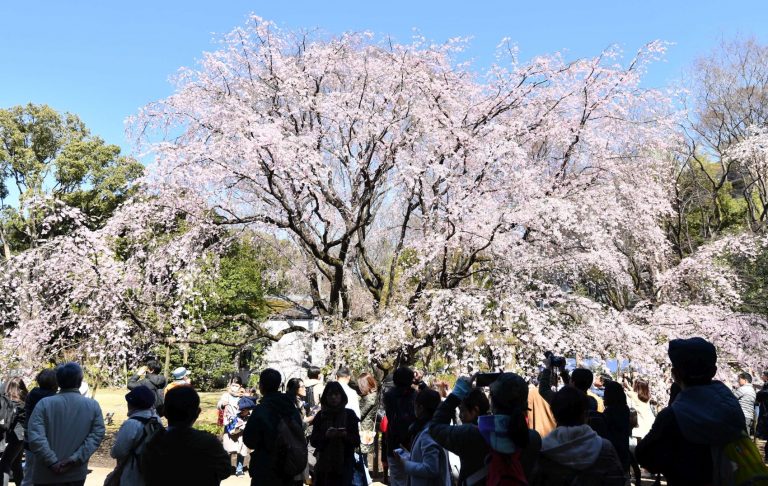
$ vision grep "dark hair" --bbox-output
[337,367,351,378]
[599,373,612,385]
[415,389,441,420]
[230,375,244,386]
[164,386,200,426]
[462,388,490,416]
[56,362,83,389]
[570,368,593,392]
[259,368,282,393]
[633,379,650,403]
[603,381,627,409]
[286,378,304,396]
[739,372,753,384]
[551,386,587,427]
[4,377,27,403]
[146,360,162,374]
[36,369,58,391]
[393,367,415,388]
[307,366,321,380]
[668,382,681,406]
[320,381,348,408]
[358,373,377,396]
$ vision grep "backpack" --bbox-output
[467,451,528,486]
[712,434,768,486]
[306,385,317,410]
[0,395,16,436]
[273,413,308,477]
[131,416,164,472]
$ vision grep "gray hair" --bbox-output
[56,362,83,389]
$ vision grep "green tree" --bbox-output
[0,103,144,258]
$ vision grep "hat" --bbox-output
[237,396,257,411]
[125,385,155,410]
[668,337,717,379]
[489,372,528,413]
[172,367,190,380]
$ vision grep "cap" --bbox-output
[125,385,155,410]
[668,337,717,380]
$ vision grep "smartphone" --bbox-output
[475,372,502,387]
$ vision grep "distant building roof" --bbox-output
[265,295,317,320]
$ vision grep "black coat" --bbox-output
[142,427,230,486]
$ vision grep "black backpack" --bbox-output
[273,412,308,477]
[305,385,317,410]
[0,395,16,436]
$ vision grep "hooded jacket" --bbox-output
[531,425,625,486]
[636,381,745,486]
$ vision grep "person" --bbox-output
[227,397,257,477]
[571,369,604,413]
[527,385,556,437]
[165,367,191,392]
[635,337,746,485]
[142,386,230,485]
[304,367,324,412]
[127,360,167,415]
[109,386,161,486]
[625,378,654,443]
[539,360,604,412]
[309,382,361,486]
[756,371,768,459]
[219,382,244,475]
[390,389,449,486]
[286,378,309,423]
[243,368,303,486]
[336,367,361,419]
[601,381,631,473]
[384,367,418,486]
[430,373,542,484]
[734,371,756,434]
[357,373,378,458]
[0,377,28,486]
[27,362,105,486]
[591,373,611,399]
[21,369,57,486]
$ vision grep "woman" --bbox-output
[393,388,451,486]
[602,381,631,472]
[626,379,654,442]
[21,370,57,486]
[286,378,310,423]
[218,381,243,475]
[227,396,257,477]
[0,377,28,486]
[358,373,378,456]
[310,381,360,486]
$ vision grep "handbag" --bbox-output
[103,456,129,486]
[351,447,371,486]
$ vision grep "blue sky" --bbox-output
[1,0,767,157]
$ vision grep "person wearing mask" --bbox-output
[635,337,746,485]
[531,386,625,485]
[127,360,167,415]
[384,367,418,486]
[336,367,361,420]
[142,386,230,485]
[109,386,161,486]
[27,362,105,486]
[310,382,361,486]
[734,372,756,434]
[0,377,28,486]
[601,381,631,473]
[243,368,303,486]
[392,389,451,486]
[21,369,57,486]
[430,373,542,484]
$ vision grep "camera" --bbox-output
[475,372,502,387]
[544,351,566,369]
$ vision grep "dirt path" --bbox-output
[84,466,252,485]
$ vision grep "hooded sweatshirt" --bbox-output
[636,381,745,486]
[531,425,625,486]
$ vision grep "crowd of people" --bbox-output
[0,336,765,485]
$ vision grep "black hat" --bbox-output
[668,337,717,380]
[125,385,155,410]
[489,372,528,412]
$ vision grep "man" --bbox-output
[756,371,768,459]
[110,386,161,486]
[384,367,417,486]
[635,337,745,485]
[127,359,167,415]
[165,367,191,392]
[591,373,611,399]
[27,362,105,486]
[734,372,756,433]
[336,367,361,419]
[304,366,323,412]
[539,359,603,412]
[142,386,230,485]
[243,368,303,486]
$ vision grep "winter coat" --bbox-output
[23,387,56,431]
[531,424,625,486]
[402,426,452,486]
[142,425,230,486]
[527,385,556,438]
[310,407,360,486]
[359,392,378,454]
[734,383,756,425]
[242,391,302,486]
[601,405,631,472]
[128,372,167,411]
[110,408,160,486]
[385,386,417,457]
[27,389,105,484]
[636,380,745,486]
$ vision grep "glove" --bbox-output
[452,376,473,400]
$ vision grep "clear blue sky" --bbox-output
[1,0,766,156]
